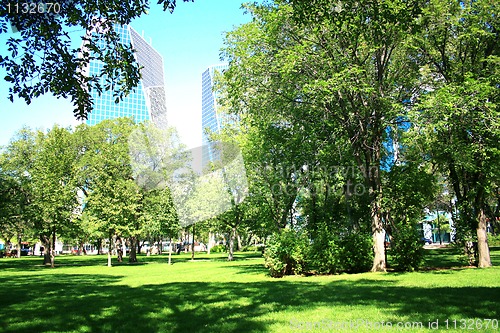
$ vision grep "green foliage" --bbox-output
[309,230,373,274]
[383,163,438,223]
[240,245,263,252]
[210,244,226,253]
[1,119,185,265]
[220,0,429,272]
[390,224,424,272]
[264,229,309,277]
[339,232,373,273]
[308,230,342,275]
[408,0,499,266]
[489,234,500,247]
[141,187,180,240]
[0,0,193,119]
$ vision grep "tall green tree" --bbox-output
[141,187,179,263]
[128,121,188,260]
[411,0,499,267]
[221,1,422,271]
[76,118,139,266]
[0,143,34,258]
[30,126,80,267]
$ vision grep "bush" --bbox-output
[210,244,226,253]
[339,232,373,273]
[489,234,500,247]
[241,245,260,252]
[241,245,256,252]
[391,224,424,271]
[241,245,265,252]
[264,229,309,278]
[308,230,372,274]
[308,232,342,274]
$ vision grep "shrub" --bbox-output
[308,229,372,274]
[241,245,257,252]
[308,232,342,274]
[391,224,424,271]
[489,234,500,247]
[264,229,309,278]
[339,232,373,273]
[240,245,265,252]
[210,244,226,253]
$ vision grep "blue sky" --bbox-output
[0,0,252,149]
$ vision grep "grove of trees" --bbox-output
[0,0,498,276]
[216,0,499,273]
[0,120,184,266]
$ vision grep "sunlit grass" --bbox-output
[0,248,499,332]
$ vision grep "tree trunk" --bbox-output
[50,229,56,268]
[43,249,51,265]
[436,210,443,245]
[16,235,22,258]
[191,224,195,261]
[42,236,51,266]
[354,139,386,272]
[207,232,212,255]
[116,237,123,262]
[107,234,112,267]
[137,241,142,255]
[237,233,242,251]
[122,239,127,258]
[228,227,236,261]
[371,197,386,272]
[129,237,137,263]
[168,237,172,265]
[476,208,492,268]
[77,241,82,255]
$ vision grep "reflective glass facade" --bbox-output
[201,64,228,169]
[84,25,167,127]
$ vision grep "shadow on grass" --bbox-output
[489,247,500,265]
[0,251,262,271]
[421,247,465,269]
[166,251,263,263]
[0,272,499,333]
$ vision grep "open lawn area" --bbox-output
[0,248,499,333]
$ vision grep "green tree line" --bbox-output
[0,119,181,267]
[214,0,499,273]
[1,0,498,276]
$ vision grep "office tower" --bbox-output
[84,24,167,128]
[201,64,228,169]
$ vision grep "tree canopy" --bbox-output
[0,0,193,119]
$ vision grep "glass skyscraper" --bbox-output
[201,64,228,169]
[84,24,167,128]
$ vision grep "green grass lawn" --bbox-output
[0,248,499,333]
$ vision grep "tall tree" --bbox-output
[76,118,139,266]
[221,1,422,271]
[141,187,179,262]
[0,144,34,258]
[30,126,80,267]
[128,121,188,261]
[410,0,499,267]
